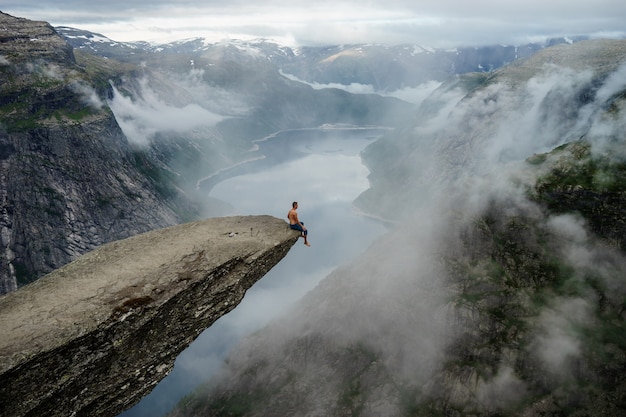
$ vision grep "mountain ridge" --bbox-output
[55,25,587,91]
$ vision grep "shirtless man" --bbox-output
[288,201,310,246]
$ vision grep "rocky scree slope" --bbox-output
[0,215,299,417]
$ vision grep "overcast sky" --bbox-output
[3,1,626,47]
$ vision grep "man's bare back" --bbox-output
[288,208,299,225]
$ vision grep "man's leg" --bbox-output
[290,223,305,237]
[290,223,310,246]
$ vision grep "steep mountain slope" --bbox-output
[0,12,197,293]
[169,40,626,416]
[357,39,626,221]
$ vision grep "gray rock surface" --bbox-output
[0,11,199,294]
[0,215,299,417]
[0,12,74,65]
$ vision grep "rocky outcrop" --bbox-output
[0,12,74,66]
[0,215,300,417]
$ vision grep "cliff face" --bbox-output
[0,215,299,417]
[0,12,74,66]
[0,118,193,293]
[0,12,198,293]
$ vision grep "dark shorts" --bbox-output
[290,223,307,236]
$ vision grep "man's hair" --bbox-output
[292,201,298,208]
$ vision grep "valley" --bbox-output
[122,127,388,416]
[1,9,626,417]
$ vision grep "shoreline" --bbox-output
[248,124,392,151]
[197,124,392,193]
[351,204,398,227]
[195,154,266,191]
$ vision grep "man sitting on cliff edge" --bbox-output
[288,201,311,247]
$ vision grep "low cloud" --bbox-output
[546,213,589,245]
[69,80,104,109]
[302,53,626,408]
[22,62,104,109]
[477,365,528,411]
[280,70,442,105]
[531,297,593,380]
[29,62,65,80]
[172,68,251,116]
[583,62,626,156]
[108,79,224,146]
[122,45,626,415]
[280,70,378,95]
[385,81,443,104]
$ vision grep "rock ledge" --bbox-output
[0,215,299,417]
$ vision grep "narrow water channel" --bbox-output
[120,127,388,416]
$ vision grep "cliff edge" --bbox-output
[0,215,299,417]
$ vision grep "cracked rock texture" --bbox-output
[0,215,299,417]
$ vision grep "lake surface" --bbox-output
[119,127,389,417]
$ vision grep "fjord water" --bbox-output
[120,128,389,417]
